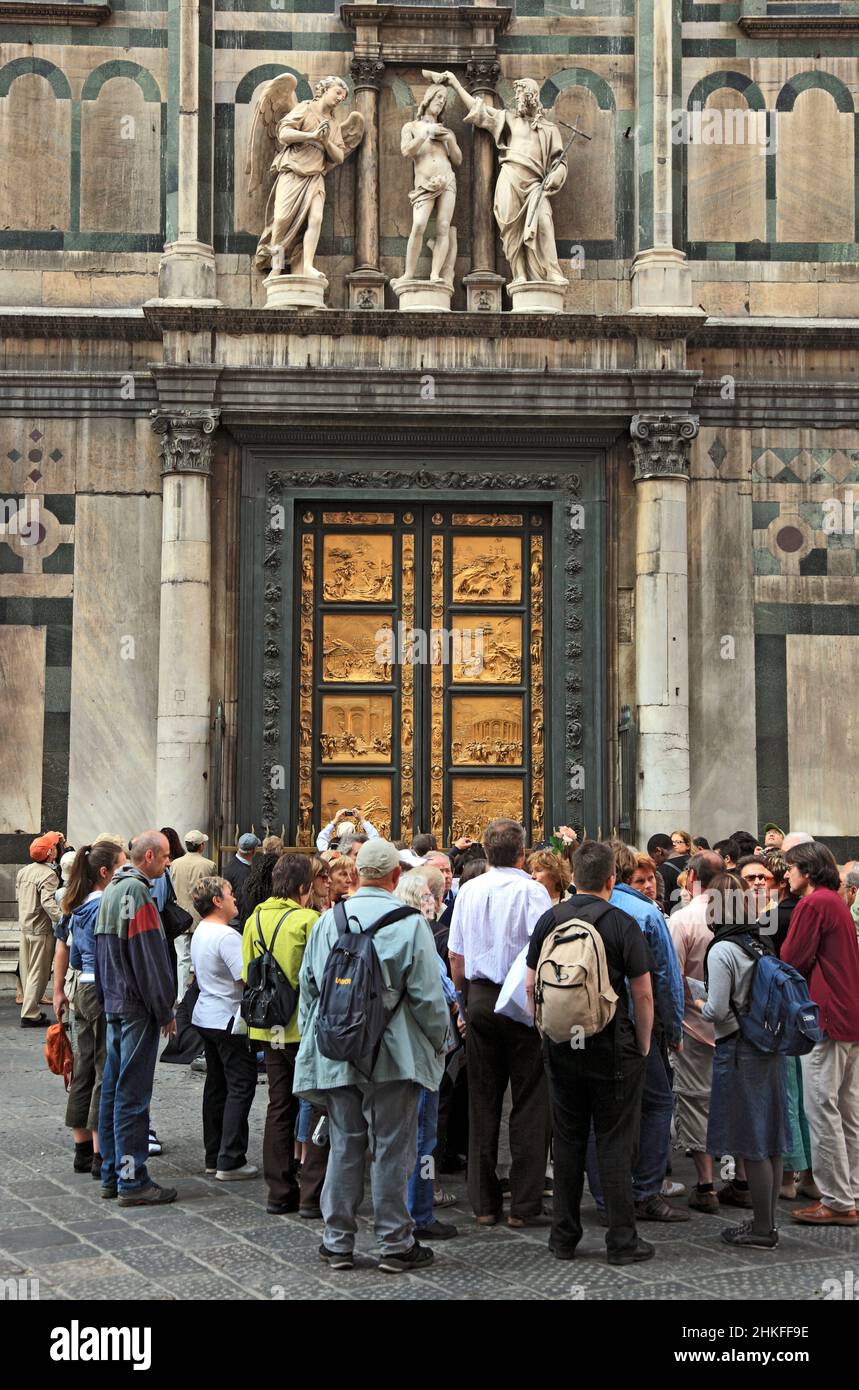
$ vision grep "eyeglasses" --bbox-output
[743,873,768,883]
[315,872,330,881]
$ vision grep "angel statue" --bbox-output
[246,73,364,280]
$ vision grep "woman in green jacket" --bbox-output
[242,853,318,1215]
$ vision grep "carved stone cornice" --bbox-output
[350,56,386,91]
[341,4,511,67]
[150,408,220,477]
[466,58,501,94]
[630,413,699,482]
[738,15,859,35]
[0,1,110,21]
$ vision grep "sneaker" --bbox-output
[661,1179,686,1198]
[635,1195,690,1223]
[433,1186,457,1208]
[147,1129,162,1157]
[717,1182,753,1209]
[720,1221,778,1249]
[73,1146,94,1174]
[214,1164,259,1182]
[688,1187,720,1215]
[413,1220,458,1240]
[608,1238,655,1267]
[190,1055,207,1074]
[204,1167,217,1175]
[319,1243,354,1271]
[378,1241,434,1273]
[117,1181,177,1208]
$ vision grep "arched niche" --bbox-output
[542,74,616,244]
[775,77,854,244]
[0,62,71,231]
[686,80,767,243]
[80,66,163,233]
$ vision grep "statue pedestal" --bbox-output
[264,271,329,311]
[507,278,567,314]
[391,277,453,312]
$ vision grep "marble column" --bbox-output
[630,0,695,310]
[156,0,219,303]
[630,412,699,840]
[462,58,505,313]
[346,57,387,310]
[150,409,219,834]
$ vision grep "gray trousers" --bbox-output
[322,1080,421,1256]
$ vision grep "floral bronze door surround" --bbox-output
[292,503,549,848]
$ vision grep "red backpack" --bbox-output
[45,1021,74,1090]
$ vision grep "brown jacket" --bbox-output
[16,861,62,935]
[169,850,217,930]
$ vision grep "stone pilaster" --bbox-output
[630,412,699,840]
[150,408,219,834]
[630,0,695,311]
[463,58,505,314]
[155,0,219,304]
[346,57,387,310]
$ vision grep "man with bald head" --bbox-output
[95,831,178,1207]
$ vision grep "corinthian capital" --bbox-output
[350,56,385,90]
[466,59,501,94]
[630,413,699,482]
[151,408,220,477]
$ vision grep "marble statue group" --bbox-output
[246,67,583,312]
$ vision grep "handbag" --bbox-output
[160,871,193,942]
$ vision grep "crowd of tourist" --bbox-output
[14,813,859,1272]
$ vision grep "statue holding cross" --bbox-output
[427,69,590,302]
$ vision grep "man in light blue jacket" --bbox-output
[295,839,450,1274]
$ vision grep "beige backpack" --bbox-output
[534,908,619,1043]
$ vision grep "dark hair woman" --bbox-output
[241,852,319,1215]
[238,851,280,925]
[161,827,185,862]
[53,841,126,1178]
[692,871,788,1250]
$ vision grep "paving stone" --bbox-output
[0,1225,82,1251]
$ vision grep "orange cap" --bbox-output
[30,831,62,862]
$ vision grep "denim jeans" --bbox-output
[98,1013,160,1194]
[408,1087,440,1229]
[586,1043,674,1207]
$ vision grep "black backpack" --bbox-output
[240,908,299,1031]
[315,900,417,1075]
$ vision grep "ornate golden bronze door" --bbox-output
[293,504,547,847]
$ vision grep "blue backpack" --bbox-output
[732,935,822,1056]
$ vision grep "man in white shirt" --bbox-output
[189,876,258,1181]
[448,818,552,1227]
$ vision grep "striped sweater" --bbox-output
[95,864,175,1026]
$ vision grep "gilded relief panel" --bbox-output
[449,777,524,843]
[451,615,522,684]
[320,694,393,763]
[451,694,524,766]
[451,536,522,603]
[320,775,393,842]
[321,614,393,683]
[322,533,394,602]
